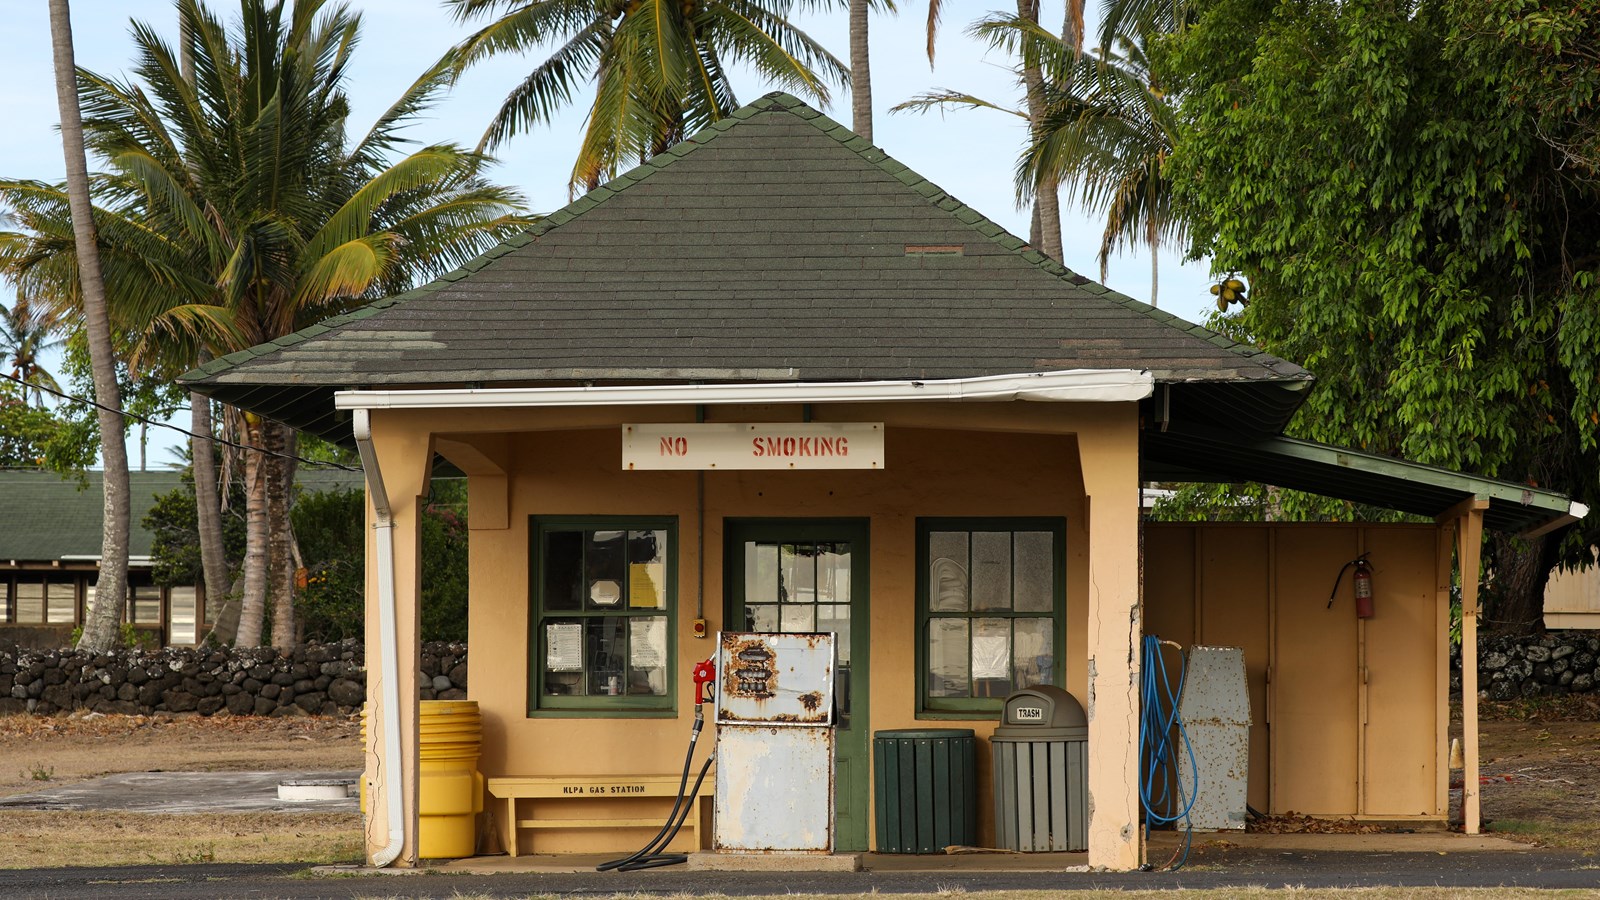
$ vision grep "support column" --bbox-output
[1456,503,1485,835]
[1077,411,1142,871]
[361,417,434,866]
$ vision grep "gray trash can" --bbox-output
[991,685,1088,852]
[873,729,976,853]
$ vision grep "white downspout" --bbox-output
[352,408,405,867]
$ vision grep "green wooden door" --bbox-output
[726,518,870,852]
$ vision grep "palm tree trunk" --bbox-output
[850,0,873,143]
[1017,0,1063,261]
[1148,217,1160,307]
[192,391,231,622]
[51,0,130,653]
[268,421,299,651]
[1064,0,1085,51]
[235,414,270,647]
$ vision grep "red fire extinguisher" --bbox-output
[1328,552,1376,619]
[1352,557,1375,619]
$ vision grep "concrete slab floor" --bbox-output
[432,832,1531,875]
[0,770,360,814]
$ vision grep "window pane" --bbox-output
[780,543,814,603]
[628,616,668,695]
[744,603,779,631]
[585,531,626,609]
[1014,532,1053,612]
[132,585,161,624]
[746,542,780,604]
[16,580,43,624]
[928,532,968,612]
[971,532,1011,611]
[46,581,76,624]
[628,530,667,609]
[543,619,585,696]
[168,587,197,646]
[817,543,850,603]
[581,617,628,696]
[543,531,584,610]
[818,603,851,664]
[780,604,816,632]
[927,618,969,697]
[1013,617,1053,689]
[972,617,1012,696]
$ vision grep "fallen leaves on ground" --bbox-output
[1247,812,1382,834]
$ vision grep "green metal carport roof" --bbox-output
[1141,426,1586,535]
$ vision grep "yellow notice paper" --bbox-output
[629,563,662,608]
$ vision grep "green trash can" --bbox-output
[873,728,977,853]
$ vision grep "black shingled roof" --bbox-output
[182,93,1312,442]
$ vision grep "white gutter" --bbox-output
[334,369,1154,411]
[1522,500,1591,539]
[351,408,405,868]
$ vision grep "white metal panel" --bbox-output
[714,726,835,851]
[1178,646,1251,830]
[715,632,835,726]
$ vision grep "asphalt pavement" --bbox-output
[2,845,1598,900]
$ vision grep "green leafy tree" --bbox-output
[144,468,246,589]
[293,480,469,644]
[1163,0,1600,633]
[1,0,529,650]
[0,294,65,407]
[0,380,95,470]
[445,0,850,194]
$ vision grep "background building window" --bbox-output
[530,518,675,714]
[918,518,1065,713]
[168,586,198,646]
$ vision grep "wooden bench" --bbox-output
[486,774,714,857]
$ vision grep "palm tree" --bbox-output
[445,0,850,194]
[0,293,65,407]
[892,3,1068,261]
[46,0,132,654]
[4,0,529,649]
[997,18,1181,304]
[901,7,1177,303]
[851,0,874,141]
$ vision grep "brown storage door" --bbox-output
[1197,527,1272,814]
[1270,528,1359,815]
[1360,526,1442,817]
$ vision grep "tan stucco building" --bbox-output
[185,93,1585,871]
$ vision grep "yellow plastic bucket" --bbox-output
[360,700,484,859]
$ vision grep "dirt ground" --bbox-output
[0,711,363,869]
[0,711,360,795]
[1472,696,1600,849]
[0,700,1595,868]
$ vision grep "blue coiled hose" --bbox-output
[1139,634,1198,870]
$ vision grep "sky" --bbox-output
[0,0,1217,469]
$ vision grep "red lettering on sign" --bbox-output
[745,434,853,458]
[659,437,688,456]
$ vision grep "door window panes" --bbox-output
[918,520,1065,711]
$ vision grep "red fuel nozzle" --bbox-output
[692,659,716,705]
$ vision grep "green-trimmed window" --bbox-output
[530,518,675,715]
[917,518,1066,713]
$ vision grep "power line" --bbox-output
[0,370,361,471]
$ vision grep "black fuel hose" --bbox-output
[596,709,713,872]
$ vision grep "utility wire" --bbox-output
[1,370,360,471]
